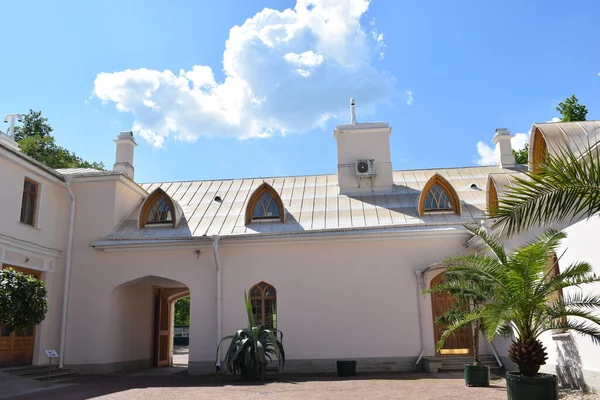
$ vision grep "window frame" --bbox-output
[139,189,176,228]
[20,177,40,227]
[418,174,461,216]
[245,183,285,224]
[249,281,277,330]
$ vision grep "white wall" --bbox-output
[0,151,69,366]
[538,216,600,390]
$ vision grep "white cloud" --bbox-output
[548,117,561,122]
[475,132,531,166]
[405,90,413,106]
[94,0,395,147]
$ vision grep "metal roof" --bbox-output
[106,165,513,240]
[56,168,106,175]
[531,120,600,162]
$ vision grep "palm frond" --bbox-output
[463,225,508,264]
[542,319,600,346]
[492,142,600,235]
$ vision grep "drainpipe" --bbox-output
[415,269,426,365]
[59,176,76,368]
[211,235,222,370]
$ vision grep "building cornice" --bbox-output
[91,224,471,252]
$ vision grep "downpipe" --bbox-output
[414,269,426,365]
[212,235,222,372]
[59,177,75,368]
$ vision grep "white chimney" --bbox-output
[334,99,393,194]
[113,131,137,179]
[492,128,515,168]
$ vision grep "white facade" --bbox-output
[0,116,598,390]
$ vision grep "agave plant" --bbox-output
[439,226,600,377]
[216,292,285,380]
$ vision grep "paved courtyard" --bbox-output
[7,372,511,400]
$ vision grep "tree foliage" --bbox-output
[174,297,190,326]
[491,142,600,235]
[0,268,48,332]
[512,143,529,165]
[557,95,588,122]
[13,110,105,170]
[439,227,600,376]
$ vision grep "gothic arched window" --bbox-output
[418,175,460,216]
[249,282,277,329]
[245,183,285,224]
[139,189,176,228]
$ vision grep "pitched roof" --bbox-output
[104,165,514,240]
[531,120,600,162]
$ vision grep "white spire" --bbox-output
[350,98,357,124]
[3,114,23,137]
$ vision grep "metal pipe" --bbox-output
[489,340,503,368]
[59,177,75,368]
[212,235,222,370]
[414,269,426,364]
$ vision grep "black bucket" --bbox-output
[336,360,357,377]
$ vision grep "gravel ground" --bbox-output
[8,372,598,400]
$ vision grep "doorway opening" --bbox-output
[430,273,473,355]
[112,275,189,370]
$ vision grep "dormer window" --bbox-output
[139,189,177,228]
[418,174,460,216]
[425,184,453,211]
[146,196,172,225]
[245,183,285,224]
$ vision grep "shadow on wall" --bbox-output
[554,333,590,391]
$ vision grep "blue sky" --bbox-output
[1,0,599,183]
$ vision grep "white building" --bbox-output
[0,110,598,390]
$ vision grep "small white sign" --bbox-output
[44,350,59,358]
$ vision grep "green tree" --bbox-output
[439,227,600,377]
[12,110,105,170]
[0,268,48,364]
[174,297,190,326]
[512,143,529,164]
[556,95,588,122]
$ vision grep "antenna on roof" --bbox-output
[3,114,23,137]
[350,98,357,124]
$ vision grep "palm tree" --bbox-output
[438,227,600,377]
[491,143,600,235]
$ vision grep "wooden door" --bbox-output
[431,273,473,355]
[0,265,41,367]
[155,291,170,367]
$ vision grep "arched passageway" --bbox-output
[111,275,190,369]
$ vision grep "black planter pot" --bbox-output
[336,360,357,377]
[506,371,558,400]
[240,364,258,381]
[464,364,490,387]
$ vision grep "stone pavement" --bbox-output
[0,371,73,399]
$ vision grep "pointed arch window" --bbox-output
[139,189,176,228]
[487,177,499,216]
[245,183,285,224]
[249,282,277,329]
[418,175,460,216]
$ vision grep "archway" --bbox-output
[430,273,472,355]
[111,275,190,369]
